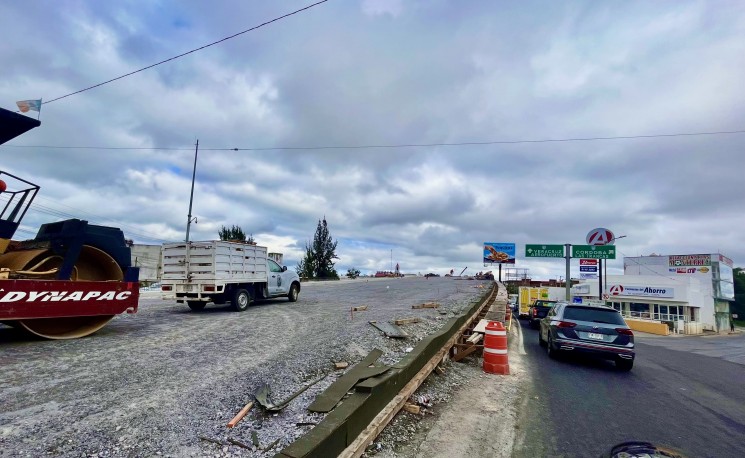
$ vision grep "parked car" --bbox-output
[528,299,557,328]
[538,302,635,371]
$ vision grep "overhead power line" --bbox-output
[42,0,330,105]
[5,129,745,152]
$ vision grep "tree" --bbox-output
[296,244,315,279]
[346,267,361,279]
[218,225,254,244]
[297,217,339,279]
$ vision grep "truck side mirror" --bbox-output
[282,266,287,272]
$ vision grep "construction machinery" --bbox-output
[0,107,139,339]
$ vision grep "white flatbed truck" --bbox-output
[160,241,300,311]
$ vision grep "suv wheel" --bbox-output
[616,358,634,372]
[547,334,557,359]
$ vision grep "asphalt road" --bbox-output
[513,320,745,458]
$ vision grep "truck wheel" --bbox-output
[187,301,206,311]
[232,289,251,312]
[288,283,300,302]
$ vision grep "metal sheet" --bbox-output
[369,321,409,339]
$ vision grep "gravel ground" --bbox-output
[0,276,489,457]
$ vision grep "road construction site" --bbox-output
[0,276,513,458]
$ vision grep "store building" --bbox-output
[572,253,735,335]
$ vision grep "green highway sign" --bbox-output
[525,244,565,258]
[572,245,616,259]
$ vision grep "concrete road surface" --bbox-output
[513,320,745,458]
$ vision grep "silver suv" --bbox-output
[538,302,635,371]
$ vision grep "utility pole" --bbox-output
[565,243,571,301]
[185,139,199,244]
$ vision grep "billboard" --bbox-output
[483,242,516,264]
[668,254,711,267]
[608,284,674,298]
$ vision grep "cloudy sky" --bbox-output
[2,0,744,280]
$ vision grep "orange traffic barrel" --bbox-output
[483,321,509,375]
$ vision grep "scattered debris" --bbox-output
[369,321,409,339]
[334,361,349,370]
[254,373,329,412]
[466,333,483,344]
[227,438,251,449]
[402,403,421,415]
[227,401,254,428]
[414,395,432,407]
[198,436,225,446]
[351,305,368,311]
[412,302,440,309]
[296,422,318,427]
[434,365,446,375]
[404,347,414,353]
[251,430,260,448]
[394,317,421,325]
[265,438,281,452]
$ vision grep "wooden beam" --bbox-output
[451,344,479,362]
[394,317,421,325]
[403,403,421,415]
[227,402,253,428]
[412,302,440,309]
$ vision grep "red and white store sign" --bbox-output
[580,259,598,266]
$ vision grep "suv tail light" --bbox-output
[533,308,538,317]
[616,328,634,336]
[557,321,576,329]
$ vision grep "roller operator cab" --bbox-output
[160,241,300,312]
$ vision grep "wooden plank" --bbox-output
[351,305,368,312]
[451,344,479,362]
[334,361,349,370]
[453,343,484,349]
[402,403,421,415]
[472,319,490,334]
[412,302,440,309]
[394,317,421,326]
[227,401,253,428]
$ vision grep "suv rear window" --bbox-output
[563,306,626,325]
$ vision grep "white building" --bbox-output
[572,253,735,334]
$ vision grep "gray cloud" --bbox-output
[2,0,744,279]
